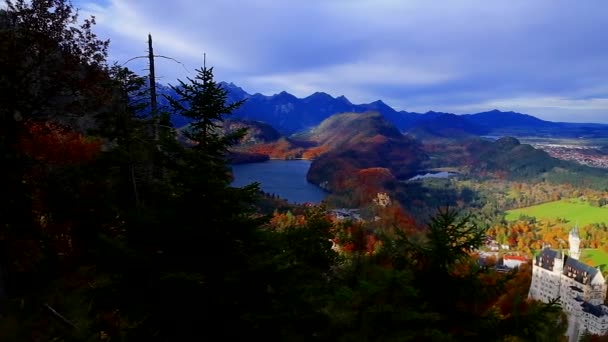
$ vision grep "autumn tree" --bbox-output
[0,0,110,304]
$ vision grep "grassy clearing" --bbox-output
[580,249,608,270]
[506,199,608,226]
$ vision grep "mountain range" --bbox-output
[224,110,608,207]
[157,82,608,138]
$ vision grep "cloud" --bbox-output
[76,0,608,123]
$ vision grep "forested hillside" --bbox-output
[0,1,567,341]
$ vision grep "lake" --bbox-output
[231,160,327,204]
[407,171,456,181]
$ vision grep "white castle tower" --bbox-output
[569,225,581,260]
[529,224,608,341]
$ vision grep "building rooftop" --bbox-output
[504,255,527,262]
[564,257,598,284]
[535,247,599,285]
[535,248,558,271]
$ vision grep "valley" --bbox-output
[208,86,608,265]
[5,1,608,340]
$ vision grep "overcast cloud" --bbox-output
[75,0,608,123]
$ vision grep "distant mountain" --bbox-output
[304,112,428,191]
[155,82,608,138]
[407,113,486,139]
[157,82,414,133]
[220,118,281,145]
[466,110,548,129]
[297,110,403,148]
[229,89,358,134]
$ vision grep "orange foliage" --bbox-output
[375,204,418,234]
[495,262,533,315]
[268,211,308,230]
[335,223,381,255]
[348,168,397,205]
[302,144,329,159]
[20,120,102,164]
[242,138,304,159]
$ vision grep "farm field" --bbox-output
[506,199,608,226]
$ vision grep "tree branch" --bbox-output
[44,303,78,330]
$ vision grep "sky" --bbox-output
[75,0,608,123]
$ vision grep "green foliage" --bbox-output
[0,0,110,123]
[415,207,485,272]
[166,65,245,156]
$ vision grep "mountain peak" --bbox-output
[306,92,334,101]
[364,100,393,110]
[336,95,351,102]
[219,81,250,101]
[273,90,297,100]
[156,81,608,137]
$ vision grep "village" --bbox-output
[534,143,608,169]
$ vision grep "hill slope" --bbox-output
[304,112,428,191]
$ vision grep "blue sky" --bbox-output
[76,0,608,123]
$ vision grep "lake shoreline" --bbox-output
[231,160,327,204]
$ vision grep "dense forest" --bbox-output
[0,1,573,340]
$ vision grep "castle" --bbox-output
[529,226,608,341]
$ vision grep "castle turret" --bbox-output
[554,249,564,274]
[569,226,581,260]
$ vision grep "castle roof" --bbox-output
[535,248,599,285]
[564,257,598,284]
[535,248,559,271]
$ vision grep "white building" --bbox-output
[328,208,361,221]
[529,226,608,341]
[503,255,527,269]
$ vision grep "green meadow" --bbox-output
[505,199,608,226]
[581,249,608,267]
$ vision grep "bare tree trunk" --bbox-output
[148,34,158,143]
[130,161,140,208]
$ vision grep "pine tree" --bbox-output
[166,64,245,159]
[113,62,267,340]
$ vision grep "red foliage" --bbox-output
[335,223,381,255]
[241,138,304,159]
[331,167,398,206]
[375,205,418,234]
[495,262,533,315]
[19,120,102,165]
